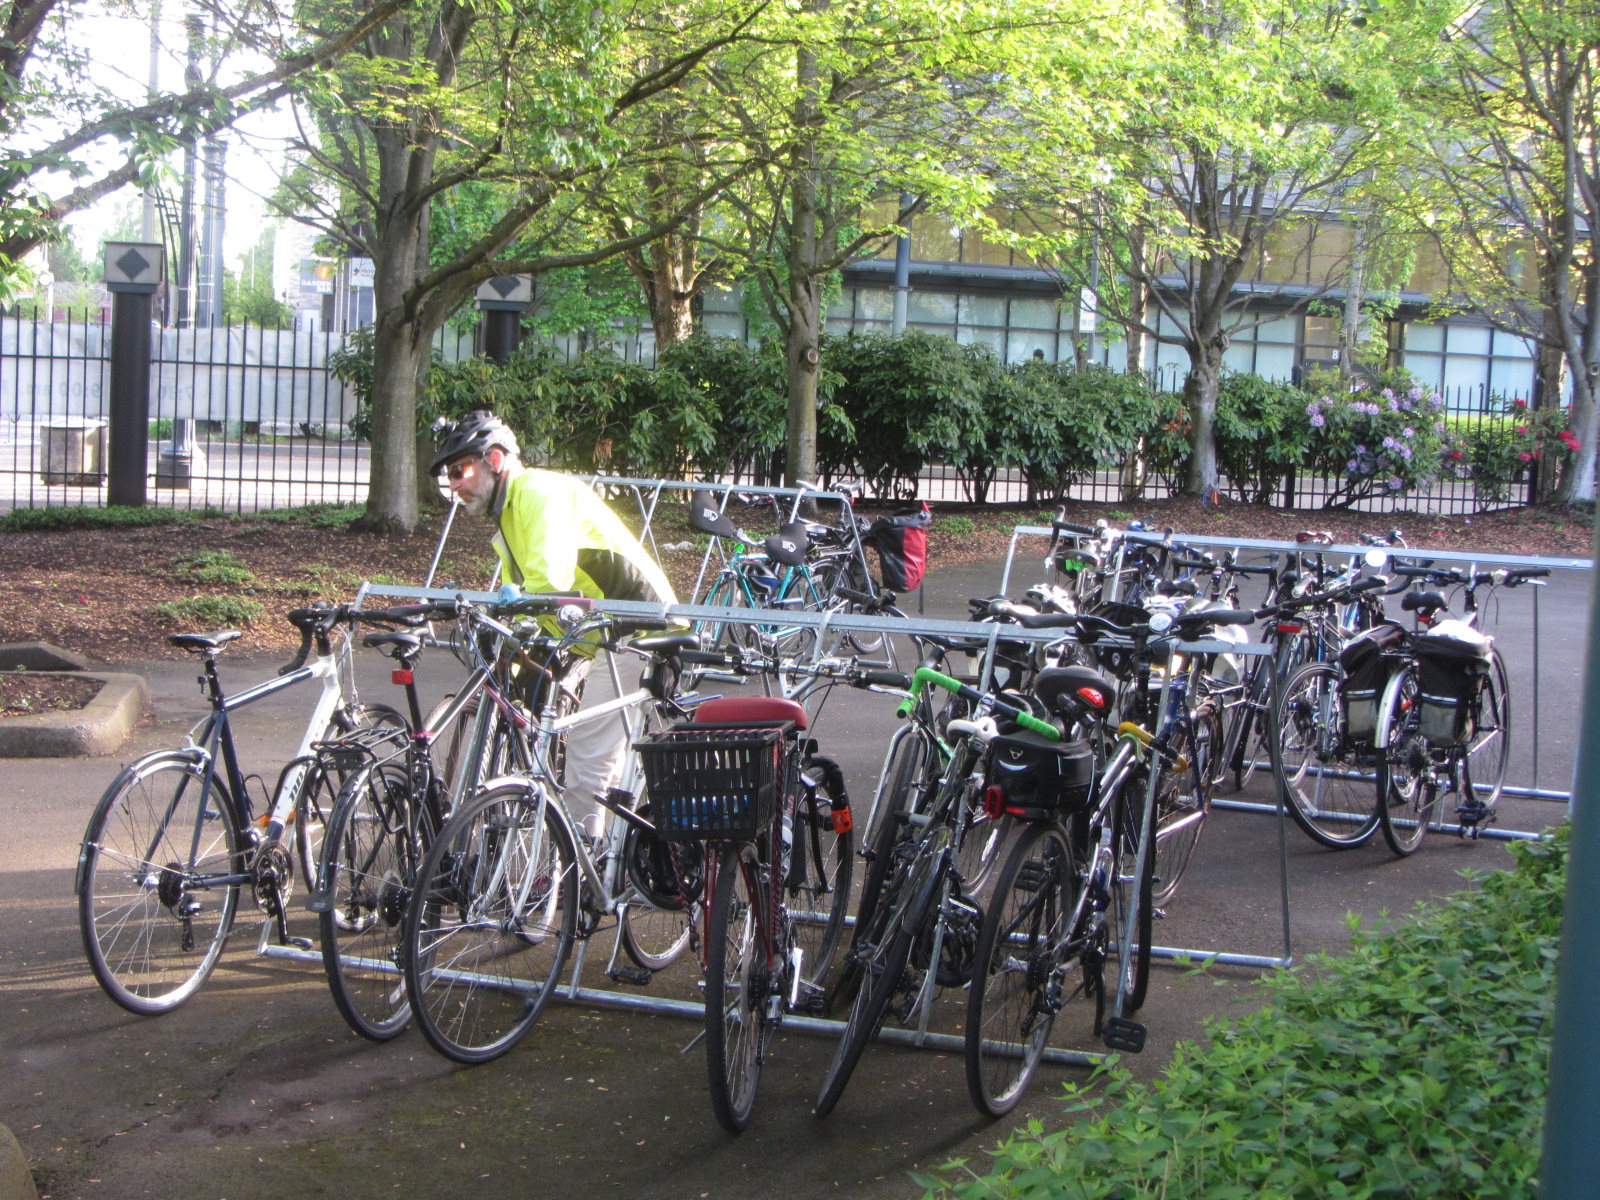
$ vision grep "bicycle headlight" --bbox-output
[1147,611,1174,634]
[1364,547,1389,569]
[556,603,588,629]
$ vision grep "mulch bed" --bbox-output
[0,495,1588,665]
[0,673,103,716]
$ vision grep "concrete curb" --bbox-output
[0,672,149,757]
[0,1124,37,1200]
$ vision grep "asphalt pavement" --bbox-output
[0,550,1586,1200]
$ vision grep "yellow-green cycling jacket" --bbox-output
[491,465,677,616]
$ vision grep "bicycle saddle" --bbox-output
[631,632,699,656]
[688,489,739,538]
[1033,666,1115,716]
[362,631,423,660]
[693,695,808,730]
[762,522,810,568]
[168,631,243,653]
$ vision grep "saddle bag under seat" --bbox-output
[984,729,1096,817]
[1337,621,1406,740]
[1414,619,1494,746]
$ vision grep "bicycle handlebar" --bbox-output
[895,667,1059,740]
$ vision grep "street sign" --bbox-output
[1078,287,1097,334]
[349,257,375,289]
[103,242,165,293]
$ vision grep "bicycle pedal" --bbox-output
[1102,1016,1146,1053]
[608,964,652,987]
[281,934,314,951]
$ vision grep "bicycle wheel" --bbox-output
[620,906,693,971]
[955,797,1009,898]
[816,826,949,1117]
[1462,649,1510,814]
[787,761,853,989]
[1275,663,1381,849]
[318,758,427,1041]
[836,729,931,1005]
[295,703,410,889]
[1376,666,1440,857]
[404,782,576,1063]
[1111,777,1154,1015]
[705,844,771,1133]
[1148,703,1219,907]
[78,753,244,1015]
[966,822,1082,1117]
[823,556,888,654]
[1228,657,1274,792]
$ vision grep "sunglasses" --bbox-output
[442,457,481,483]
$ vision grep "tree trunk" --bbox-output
[1556,239,1599,504]
[1182,335,1224,497]
[364,308,428,533]
[1341,223,1366,379]
[784,270,821,491]
[1125,230,1148,377]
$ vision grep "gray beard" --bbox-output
[460,488,493,518]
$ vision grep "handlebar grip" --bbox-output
[1513,568,1552,579]
[860,669,911,688]
[1184,608,1255,627]
[835,586,885,610]
[1350,576,1388,595]
[1051,520,1098,537]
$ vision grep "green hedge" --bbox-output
[330,329,1569,507]
[918,828,1565,1200]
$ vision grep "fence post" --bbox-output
[476,275,532,364]
[103,242,165,507]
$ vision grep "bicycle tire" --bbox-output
[318,758,428,1041]
[1113,775,1155,1015]
[1463,649,1510,814]
[705,844,769,1133]
[1274,662,1381,849]
[790,759,853,989]
[965,821,1081,1117]
[816,827,948,1117]
[78,752,244,1015]
[1376,666,1440,856]
[620,905,694,971]
[1149,703,1218,907]
[835,730,930,1007]
[403,782,576,1063]
[296,703,410,889]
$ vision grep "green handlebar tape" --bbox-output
[895,666,962,718]
[893,667,1060,740]
[1016,712,1060,740]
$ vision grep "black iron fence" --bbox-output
[1,315,1534,515]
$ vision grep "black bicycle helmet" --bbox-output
[429,410,520,475]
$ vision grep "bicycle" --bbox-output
[1371,564,1545,855]
[76,603,416,1015]
[814,602,1226,1117]
[308,593,588,1040]
[397,599,707,1064]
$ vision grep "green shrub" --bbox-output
[1214,373,1317,504]
[251,502,367,529]
[150,596,264,626]
[938,515,977,536]
[0,506,209,532]
[168,550,255,586]
[919,829,1566,1200]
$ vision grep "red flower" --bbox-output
[1515,425,1529,434]
[1512,398,1528,409]
[1517,452,1534,461]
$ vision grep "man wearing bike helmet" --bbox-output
[432,409,677,832]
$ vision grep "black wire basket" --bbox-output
[635,725,785,842]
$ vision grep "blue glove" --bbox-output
[496,582,524,604]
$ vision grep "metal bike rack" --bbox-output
[1001,523,1593,833]
[339,584,1263,1068]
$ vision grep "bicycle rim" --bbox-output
[790,770,853,990]
[404,784,576,1063]
[319,760,419,1041]
[705,845,768,1133]
[78,754,242,1015]
[1275,663,1381,848]
[966,823,1079,1117]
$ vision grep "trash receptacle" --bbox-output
[154,418,205,490]
[40,418,107,486]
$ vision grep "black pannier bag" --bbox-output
[1336,621,1406,740]
[984,729,1096,816]
[1414,620,1494,746]
[865,501,931,592]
